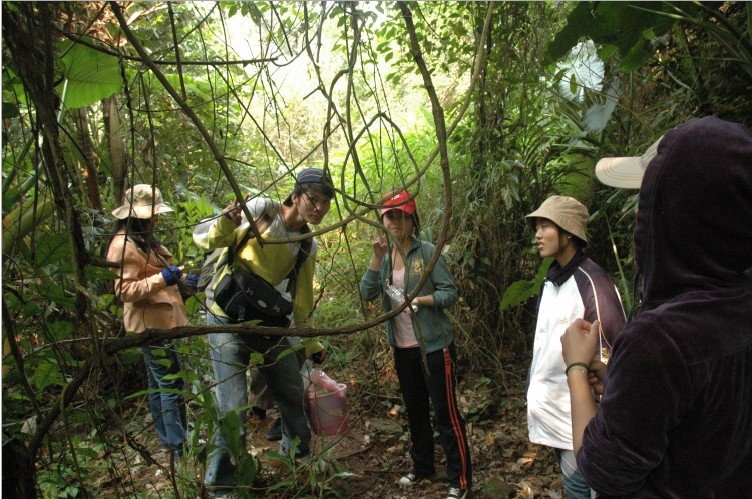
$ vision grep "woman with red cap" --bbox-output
[360,190,473,499]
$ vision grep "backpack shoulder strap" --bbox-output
[226,205,311,298]
[286,224,312,296]
[228,212,273,264]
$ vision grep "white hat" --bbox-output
[111,184,173,219]
[595,136,664,189]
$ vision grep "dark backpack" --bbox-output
[196,214,271,293]
[196,247,226,292]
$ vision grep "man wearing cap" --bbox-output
[525,195,626,499]
[561,116,752,496]
[194,169,335,495]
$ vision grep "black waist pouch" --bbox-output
[213,266,292,327]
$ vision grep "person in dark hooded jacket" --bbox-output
[560,116,752,497]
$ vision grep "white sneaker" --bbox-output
[398,472,431,487]
[446,486,470,499]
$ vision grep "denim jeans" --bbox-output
[138,343,187,456]
[204,314,310,489]
[555,448,593,499]
[394,344,472,491]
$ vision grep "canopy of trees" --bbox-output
[3,2,750,497]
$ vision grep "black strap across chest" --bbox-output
[228,215,312,298]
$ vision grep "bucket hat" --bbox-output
[526,195,589,246]
[283,168,333,206]
[380,190,417,216]
[111,184,173,220]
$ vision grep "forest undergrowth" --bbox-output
[96,340,564,499]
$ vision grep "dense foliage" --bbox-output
[2,2,750,497]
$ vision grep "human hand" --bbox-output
[403,298,419,314]
[588,359,607,396]
[183,274,199,292]
[560,319,600,367]
[223,198,243,225]
[372,234,388,260]
[161,265,183,286]
[368,234,388,271]
[311,350,327,365]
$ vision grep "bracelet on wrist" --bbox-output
[567,367,588,377]
[566,361,590,376]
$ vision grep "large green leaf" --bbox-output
[57,38,122,109]
[33,234,70,267]
[499,257,553,311]
[2,67,28,105]
[38,277,75,307]
[545,2,698,72]
[33,361,66,391]
[48,321,74,342]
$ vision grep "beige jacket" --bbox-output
[107,230,188,334]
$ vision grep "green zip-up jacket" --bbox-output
[360,237,457,353]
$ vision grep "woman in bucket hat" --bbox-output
[525,195,626,499]
[360,190,473,499]
[106,184,191,458]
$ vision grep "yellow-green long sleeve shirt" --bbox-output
[193,197,323,355]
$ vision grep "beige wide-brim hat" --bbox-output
[111,184,174,220]
[526,195,589,246]
[595,135,664,189]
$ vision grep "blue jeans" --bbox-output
[555,448,593,499]
[139,343,187,456]
[204,314,310,489]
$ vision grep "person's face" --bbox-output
[383,209,414,240]
[534,218,564,259]
[297,189,332,225]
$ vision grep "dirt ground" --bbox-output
[107,355,565,498]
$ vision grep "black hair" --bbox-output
[108,217,160,254]
[412,211,421,236]
[293,180,335,200]
[557,227,586,251]
[381,209,421,237]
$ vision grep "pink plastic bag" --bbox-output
[306,368,349,436]
[309,368,340,393]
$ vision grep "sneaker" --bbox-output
[398,472,432,487]
[265,417,282,441]
[446,486,471,499]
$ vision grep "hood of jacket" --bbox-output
[634,116,752,310]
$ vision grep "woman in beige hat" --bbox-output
[106,184,192,458]
[524,195,626,498]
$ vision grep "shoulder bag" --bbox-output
[213,216,311,326]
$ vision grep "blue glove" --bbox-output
[161,265,182,286]
[183,274,199,294]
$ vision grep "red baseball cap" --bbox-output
[380,190,417,216]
